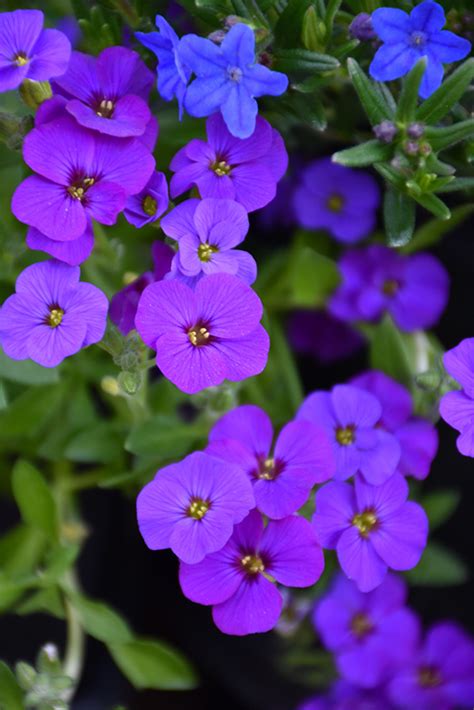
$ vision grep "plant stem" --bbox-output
[62,578,86,703]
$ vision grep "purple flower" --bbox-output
[179,509,324,635]
[136,451,255,564]
[298,681,394,710]
[12,116,155,241]
[314,473,428,592]
[0,9,71,93]
[370,1,471,99]
[0,260,107,368]
[136,15,191,119]
[349,13,376,42]
[135,273,269,394]
[56,17,82,49]
[329,246,449,332]
[205,405,335,519]
[288,311,364,365]
[179,23,288,138]
[297,384,401,485]
[161,197,256,287]
[53,46,154,138]
[110,242,174,336]
[26,221,94,266]
[440,338,474,457]
[169,114,288,212]
[388,622,474,709]
[293,159,380,244]
[314,573,419,688]
[351,371,438,480]
[123,172,169,228]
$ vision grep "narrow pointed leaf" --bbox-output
[333,140,392,167]
[396,58,426,122]
[416,58,474,124]
[412,192,451,220]
[347,58,394,125]
[425,119,474,152]
[384,188,416,247]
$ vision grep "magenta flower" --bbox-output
[298,681,394,710]
[297,384,401,485]
[110,242,174,336]
[135,273,269,394]
[53,46,154,138]
[288,311,364,365]
[26,221,95,266]
[161,197,256,287]
[351,371,438,480]
[179,509,324,635]
[329,246,449,332]
[136,451,255,564]
[169,114,288,212]
[12,116,155,241]
[440,338,474,457]
[314,473,428,592]
[293,158,380,243]
[206,405,335,519]
[0,9,71,93]
[388,622,474,709]
[314,573,419,688]
[0,260,108,368]
[123,172,169,229]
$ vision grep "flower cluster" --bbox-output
[440,338,474,457]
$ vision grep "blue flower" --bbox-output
[178,23,288,139]
[136,15,191,118]
[369,0,471,99]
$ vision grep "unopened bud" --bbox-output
[349,13,376,41]
[404,140,420,156]
[16,661,37,691]
[407,122,425,139]
[118,370,142,395]
[19,79,52,110]
[373,120,398,143]
[208,29,226,44]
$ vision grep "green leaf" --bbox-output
[267,318,304,414]
[0,661,24,710]
[0,384,65,440]
[68,593,133,644]
[396,58,426,122]
[384,188,416,247]
[0,381,6,410]
[407,542,468,586]
[0,572,34,612]
[12,460,58,540]
[108,638,198,691]
[0,348,60,385]
[347,58,394,126]
[369,316,413,390]
[16,586,65,619]
[403,204,474,253]
[412,191,451,221]
[416,58,474,124]
[64,423,124,463]
[125,416,209,458]
[425,119,474,151]
[436,177,474,193]
[333,140,392,167]
[0,525,46,578]
[274,0,312,48]
[274,49,340,76]
[422,490,460,531]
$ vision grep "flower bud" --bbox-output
[373,120,398,143]
[404,140,420,156]
[349,13,376,41]
[19,79,52,110]
[407,122,425,139]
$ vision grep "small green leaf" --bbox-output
[267,318,304,414]
[274,49,340,76]
[64,422,124,463]
[333,140,392,167]
[412,191,451,221]
[425,119,474,151]
[369,316,413,390]
[0,384,65,440]
[384,188,416,247]
[407,542,468,586]
[0,661,24,710]
[403,204,474,253]
[0,524,46,578]
[0,348,60,385]
[16,586,65,619]
[274,0,313,48]
[436,177,474,193]
[125,416,209,458]
[108,638,198,691]
[68,593,133,644]
[416,58,474,124]
[396,58,426,122]
[347,58,394,126]
[422,490,460,531]
[12,460,58,540]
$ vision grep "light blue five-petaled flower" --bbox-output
[178,23,288,139]
[369,0,471,99]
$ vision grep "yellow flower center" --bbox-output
[418,666,442,688]
[198,243,218,262]
[188,326,211,346]
[327,194,345,213]
[382,279,399,296]
[187,498,210,520]
[211,160,232,177]
[67,177,95,201]
[257,457,276,480]
[350,612,374,638]
[335,426,355,446]
[14,53,29,67]
[241,554,265,575]
[352,510,378,538]
[142,195,157,216]
[47,307,64,328]
[97,98,114,118]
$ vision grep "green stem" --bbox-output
[62,579,85,703]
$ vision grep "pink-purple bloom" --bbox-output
[135,273,269,394]
[314,573,419,688]
[12,116,155,241]
[169,114,288,212]
[297,384,401,485]
[123,171,169,228]
[440,338,474,457]
[161,197,256,287]
[53,46,154,138]
[288,311,364,365]
[26,220,95,266]
[293,159,380,243]
[298,681,394,710]
[206,405,335,519]
[179,509,324,635]
[0,260,108,368]
[0,9,71,93]
[329,246,449,332]
[313,473,428,592]
[136,451,255,564]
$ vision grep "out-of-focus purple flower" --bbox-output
[205,404,335,519]
[53,47,154,138]
[179,23,288,138]
[179,509,324,635]
[351,371,438,480]
[288,310,364,365]
[56,17,82,49]
[298,681,395,710]
[293,159,380,243]
[124,171,169,228]
[161,197,256,287]
[388,622,474,709]
[370,1,471,99]
[135,273,269,394]
[349,13,376,41]
[12,116,155,241]
[136,451,255,564]
[0,260,107,368]
[314,573,419,688]
[26,221,94,266]
[314,473,428,592]
[0,9,71,93]
[297,384,400,485]
[440,337,474,457]
[257,173,295,230]
[136,15,191,119]
[170,114,288,213]
[329,246,449,332]
[110,242,174,336]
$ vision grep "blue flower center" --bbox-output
[410,31,427,48]
[142,195,157,216]
[418,665,442,688]
[255,456,284,481]
[198,243,218,262]
[188,323,212,346]
[67,176,95,201]
[241,554,265,575]
[227,66,243,83]
[187,497,210,520]
[350,612,374,639]
[335,425,355,445]
[14,52,29,67]
[44,305,64,328]
[96,98,115,118]
[352,509,378,538]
